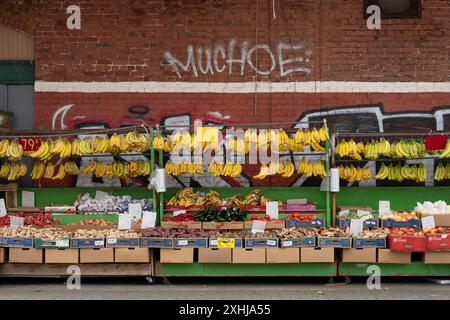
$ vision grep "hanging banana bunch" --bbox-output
[434,163,450,181]
[339,165,372,182]
[165,161,203,175]
[375,163,427,182]
[208,162,242,177]
[297,158,327,178]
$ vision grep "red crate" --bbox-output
[426,234,450,251]
[389,235,426,252]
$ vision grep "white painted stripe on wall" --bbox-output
[35,81,450,93]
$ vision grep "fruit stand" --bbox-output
[0,125,450,278]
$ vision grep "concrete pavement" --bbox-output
[0,277,450,299]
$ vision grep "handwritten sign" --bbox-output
[10,216,24,230]
[118,213,132,230]
[251,220,266,234]
[141,211,157,229]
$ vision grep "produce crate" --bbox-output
[105,238,140,248]
[201,222,244,230]
[198,248,232,263]
[0,248,4,263]
[209,238,243,248]
[34,238,70,249]
[381,219,420,229]
[0,183,18,208]
[232,248,266,263]
[0,237,33,248]
[45,248,79,264]
[160,248,194,263]
[71,238,105,248]
[353,237,387,248]
[426,234,450,251]
[341,248,377,263]
[8,248,43,263]
[161,221,202,229]
[244,238,278,248]
[266,248,300,263]
[174,238,208,248]
[285,218,325,229]
[243,221,285,229]
[317,237,352,248]
[280,237,316,248]
[388,235,426,252]
[336,218,379,229]
[114,247,150,263]
[140,237,174,248]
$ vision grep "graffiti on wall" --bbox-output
[164,39,312,79]
[49,102,450,188]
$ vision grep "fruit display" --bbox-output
[207,162,242,177]
[138,228,210,238]
[0,162,27,181]
[434,163,450,181]
[380,211,419,221]
[236,230,279,238]
[422,227,446,235]
[438,140,450,158]
[338,211,374,220]
[338,165,372,182]
[0,226,48,238]
[253,160,296,180]
[276,228,318,239]
[336,138,426,160]
[161,126,329,154]
[355,229,390,238]
[248,215,283,222]
[374,163,427,182]
[166,189,273,207]
[319,228,351,238]
[165,161,203,175]
[105,229,141,238]
[414,200,450,215]
[194,208,247,222]
[390,228,424,236]
[163,212,195,222]
[0,213,55,227]
[75,194,152,213]
[67,219,116,227]
[297,159,326,178]
[285,214,317,221]
[72,229,111,239]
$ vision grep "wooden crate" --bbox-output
[0,183,18,208]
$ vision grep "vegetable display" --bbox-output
[277,228,318,239]
[194,207,247,222]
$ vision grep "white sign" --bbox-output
[357,209,371,216]
[118,213,132,230]
[94,240,104,246]
[283,240,293,247]
[141,211,157,229]
[107,238,117,245]
[251,220,266,234]
[266,201,279,220]
[349,219,364,236]
[10,216,24,230]
[173,210,186,217]
[421,215,436,229]
[128,203,142,221]
[178,240,188,246]
[0,199,6,217]
[22,191,35,207]
[267,239,277,246]
[379,201,391,215]
[56,239,70,247]
[95,190,109,200]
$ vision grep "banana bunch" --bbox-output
[298,158,327,178]
[165,161,203,175]
[363,139,391,159]
[0,139,10,157]
[91,137,110,154]
[52,138,72,158]
[79,138,94,154]
[281,160,295,178]
[207,162,242,177]
[166,188,200,206]
[375,163,427,182]
[434,163,450,181]
[81,160,97,175]
[43,162,55,179]
[30,161,46,179]
[129,160,152,177]
[6,140,24,161]
[244,189,271,206]
[0,162,27,180]
[109,133,125,154]
[335,139,364,160]
[439,141,450,158]
[152,135,165,151]
[339,165,372,182]
[29,140,53,161]
[253,161,279,180]
[125,131,151,153]
[388,139,425,159]
[52,164,66,180]
[64,162,80,175]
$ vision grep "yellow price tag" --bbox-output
[217,238,235,248]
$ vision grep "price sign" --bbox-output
[217,238,235,248]
[18,137,41,152]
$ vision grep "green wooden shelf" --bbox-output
[339,262,450,276]
[155,262,337,277]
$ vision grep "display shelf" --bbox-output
[155,262,337,277]
[338,262,450,277]
[0,263,153,276]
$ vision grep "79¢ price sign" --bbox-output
[18,138,41,152]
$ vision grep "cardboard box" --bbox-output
[266,248,300,263]
[244,221,285,229]
[174,238,208,248]
[45,248,79,264]
[161,221,202,229]
[0,248,4,263]
[160,248,194,263]
[318,237,352,248]
[244,238,278,248]
[209,238,243,248]
[198,248,232,263]
[114,248,150,263]
[336,218,379,229]
[280,237,316,248]
[232,248,266,263]
[381,219,420,229]
[285,218,325,229]
[300,247,334,263]
[140,237,173,248]
[377,249,411,264]
[79,248,114,263]
[202,222,244,230]
[9,248,43,263]
[427,234,450,251]
[71,238,104,248]
[106,238,140,247]
[421,214,450,227]
[342,248,377,263]
[422,251,450,264]
[388,235,426,252]
[1,237,33,248]
[353,237,387,248]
